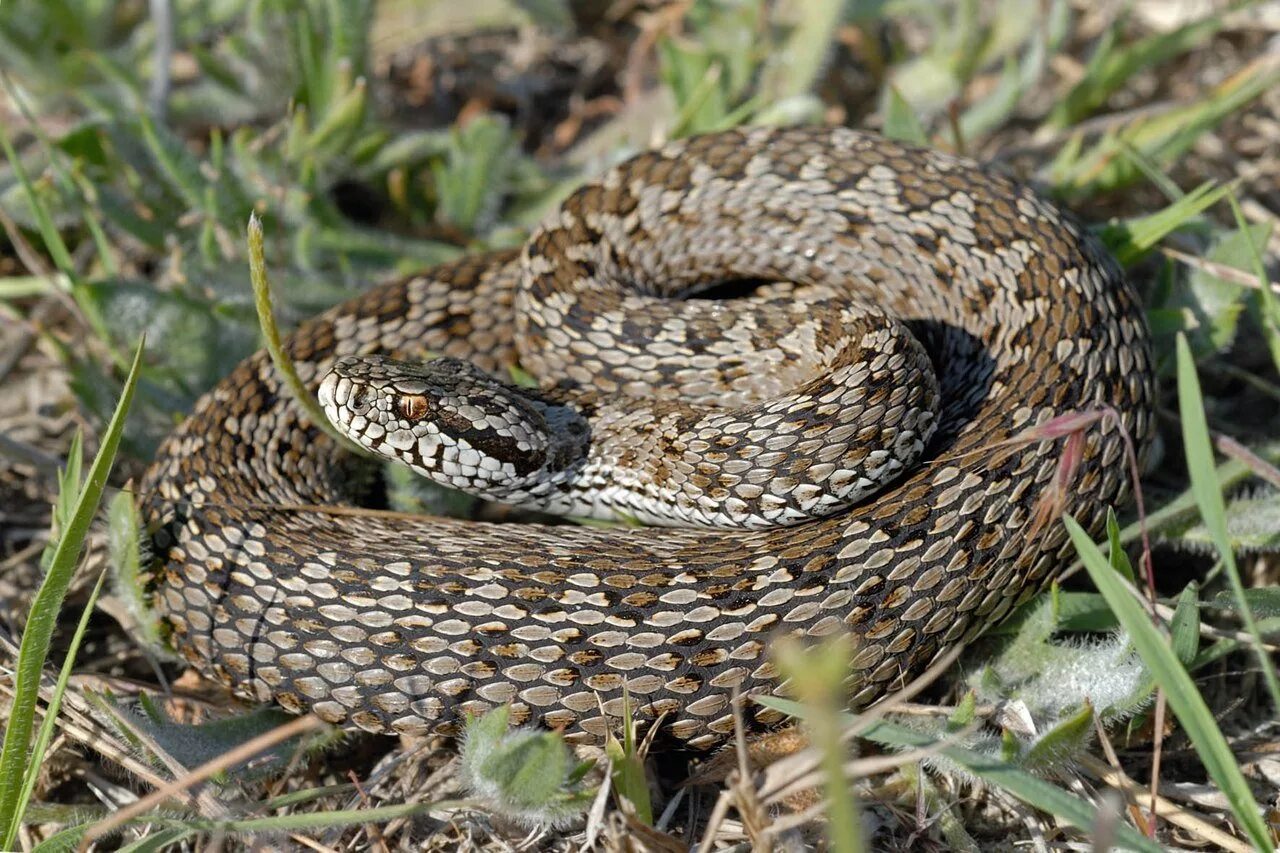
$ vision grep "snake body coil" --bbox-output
[141,127,1154,748]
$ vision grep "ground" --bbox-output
[1,0,1279,850]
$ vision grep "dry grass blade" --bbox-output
[1162,245,1280,296]
[1077,754,1254,853]
[688,643,970,848]
[0,638,170,792]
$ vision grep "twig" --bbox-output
[1161,246,1280,297]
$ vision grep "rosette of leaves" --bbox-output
[460,706,596,829]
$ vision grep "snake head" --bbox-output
[318,355,589,500]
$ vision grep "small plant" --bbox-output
[460,706,596,829]
[900,593,1154,780]
[1164,486,1280,556]
[657,0,835,136]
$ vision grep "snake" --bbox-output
[139,126,1155,749]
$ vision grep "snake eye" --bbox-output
[397,394,430,422]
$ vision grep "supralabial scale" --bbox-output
[140,126,1154,749]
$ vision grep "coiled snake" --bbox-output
[140,126,1154,748]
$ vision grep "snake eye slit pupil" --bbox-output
[397,394,430,422]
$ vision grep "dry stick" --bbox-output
[345,770,392,853]
[1152,602,1280,653]
[581,757,616,850]
[763,724,982,816]
[0,540,46,574]
[289,832,341,853]
[1215,434,1280,489]
[694,691,752,850]
[0,637,171,791]
[77,714,326,851]
[1160,246,1280,297]
[146,0,173,121]
[763,742,977,838]
[695,785,736,852]
[0,427,66,481]
[376,743,455,841]
[1092,711,1151,837]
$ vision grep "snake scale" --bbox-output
[140,126,1154,748]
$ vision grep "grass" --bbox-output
[1,0,1279,849]
[0,338,143,848]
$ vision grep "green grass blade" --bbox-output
[882,86,929,145]
[1064,515,1272,849]
[1169,583,1201,667]
[1224,191,1280,375]
[0,89,117,359]
[12,567,110,834]
[161,800,449,833]
[0,275,63,299]
[259,783,356,810]
[1052,60,1278,196]
[247,214,360,454]
[29,815,191,852]
[604,692,652,824]
[1097,180,1234,266]
[136,113,207,212]
[0,106,77,278]
[29,822,108,853]
[107,489,162,651]
[1048,7,1231,129]
[0,336,146,847]
[1175,332,1280,710]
